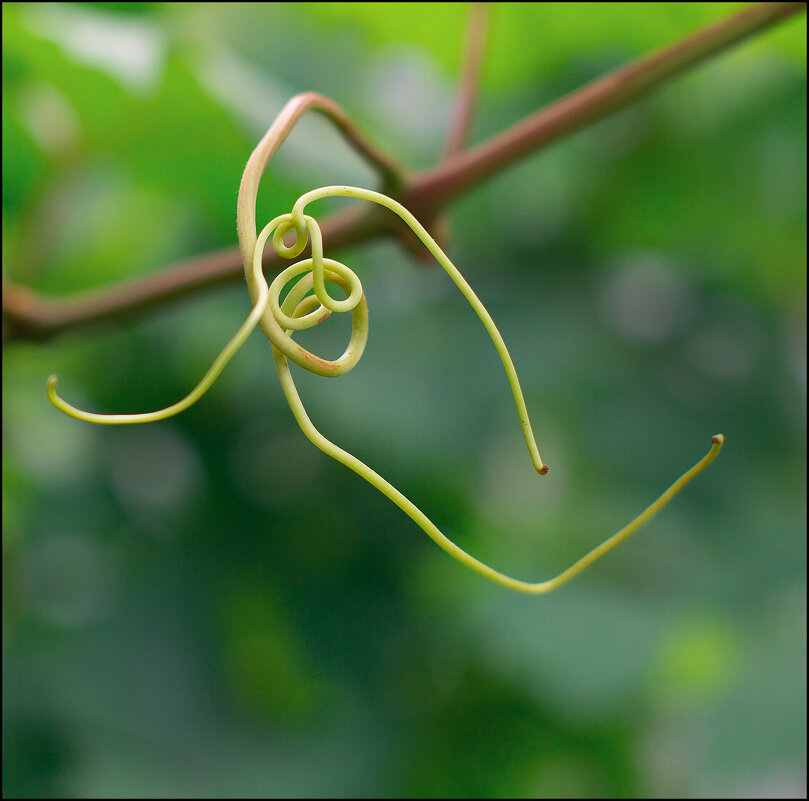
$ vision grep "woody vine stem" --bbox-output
[2,2,803,341]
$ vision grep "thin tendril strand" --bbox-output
[47,213,290,423]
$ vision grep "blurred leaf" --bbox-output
[216,577,330,722]
[1,99,44,218]
[651,613,742,701]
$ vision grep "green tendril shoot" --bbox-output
[48,107,723,594]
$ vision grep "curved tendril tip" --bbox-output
[243,185,723,593]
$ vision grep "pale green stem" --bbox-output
[275,347,723,593]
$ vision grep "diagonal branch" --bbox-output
[3,2,805,343]
[2,204,389,341]
[4,92,405,342]
[236,91,407,264]
[279,91,407,189]
[443,2,491,159]
[405,1,807,213]
[403,1,492,260]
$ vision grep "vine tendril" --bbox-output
[244,185,723,594]
[47,182,723,593]
[47,96,723,593]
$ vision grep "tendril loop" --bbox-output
[259,212,367,380]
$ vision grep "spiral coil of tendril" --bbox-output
[254,205,368,380]
[47,108,723,593]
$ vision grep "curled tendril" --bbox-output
[47,181,724,594]
[48,96,722,593]
[245,185,723,593]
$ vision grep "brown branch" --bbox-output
[236,91,408,269]
[443,2,491,159]
[4,91,405,342]
[402,2,492,261]
[279,91,407,190]
[3,2,805,343]
[2,205,390,341]
[406,1,807,212]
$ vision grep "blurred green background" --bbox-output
[2,3,806,798]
